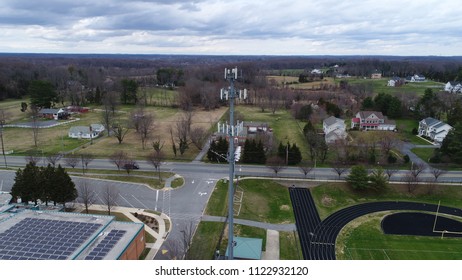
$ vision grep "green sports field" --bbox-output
[337,213,462,260]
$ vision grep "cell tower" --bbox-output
[221,67,246,260]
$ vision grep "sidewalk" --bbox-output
[75,203,171,260]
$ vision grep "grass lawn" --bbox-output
[311,182,462,220]
[235,105,309,157]
[206,178,295,224]
[71,170,173,189]
[188,221,224,260]
[339,78,444,96]
[337,213,462,260]
[411,147,437,163]
[279,231,303,260]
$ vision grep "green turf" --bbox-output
[206,178,295,224]
[411,147,437,163]
[337,214,462,260]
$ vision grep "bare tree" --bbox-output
[403,171,419,193]
[122,158,137,175]
[175,113,192,155]
[299,161,313,178]
[132,110,155,150]
[101,100,114,137]
[113,121,130,144]
[46,153,63,167]
[146,150,165,181]
[180,221,195,260]
[152,138,164,153]
[266,156,286,176]
[0,109,9,167]
[110,150,128,170]
[102,185,119,216]
[430,167,446,182]
[332,162,348,179]
[78,181,95,214]
[163,238,183,260]
[64,154,79,169]
[410,162,426,179]
[190,127,208,150]
[378,132,400,157]
[80,153,94,174]
[30,106,40,148]
[385,167,398,181]
[25,151,41,165]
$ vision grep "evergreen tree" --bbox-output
[256,140,266,164]
[303,121,315,136]
[51,165,77,208]
[288,143,302,165]
[440,122,462,163]
[11,162,42,205]
[207,137,228,163]
[346,165,369,191]
[369,168,389,191]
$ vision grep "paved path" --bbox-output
[202,215,296,231]
[262,230,279,260]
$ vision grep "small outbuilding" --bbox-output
[225,236,263,260]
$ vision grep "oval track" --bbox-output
[290,188,462,260]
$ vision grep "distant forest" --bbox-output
[1,53,462,102]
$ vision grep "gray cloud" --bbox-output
[0,0,461,55]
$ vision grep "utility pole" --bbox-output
[221,67,247,260]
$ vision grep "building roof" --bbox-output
[323,116,344,127]
[422,117,440,127]
[359,111,384,120]
[69,124,104,135]
[0,210,143,260]
[225,236,262,260]
[38,108,61,114]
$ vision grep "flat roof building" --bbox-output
[0,209,145,260]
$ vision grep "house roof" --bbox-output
[422,117,441,127]
[39,108,60,114]
[323,116,344,127]
[325,128,346,141]
[69,124,104,134]
[359,111,384,120]
[225,236,262,260]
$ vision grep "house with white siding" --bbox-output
[323,116,347,143]
[418,117,452,143]
[68,124,105,139]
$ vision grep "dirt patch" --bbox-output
[321,195,336,207]
[280,205,290,211]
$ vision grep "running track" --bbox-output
[289,187,462,260]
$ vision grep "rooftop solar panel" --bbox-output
[0,217,103,260]
[84,230,126,260]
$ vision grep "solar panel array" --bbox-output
[84,229,126,260]
[0,217,102,260]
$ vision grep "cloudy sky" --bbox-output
[0,0,461,56]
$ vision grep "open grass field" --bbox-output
[311,182,462,220]
[1,101,227,160]
[206,178,294,224]
[235,105,309,157]
[311,182,462,259]
[339,78,444,96]
[279,231,303,260]
[412,147,437,163]
[336,213,462,260]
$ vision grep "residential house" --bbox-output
[418,117,452,143]
[351,111,396,131]
[68,124,105,139]
[38,108,68,120]
[371,70,382,79]
[215,121,270,144]
[387,77,403,87]
[405,74,426,83]
[323,116,347,143]
[444,81,462,93]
